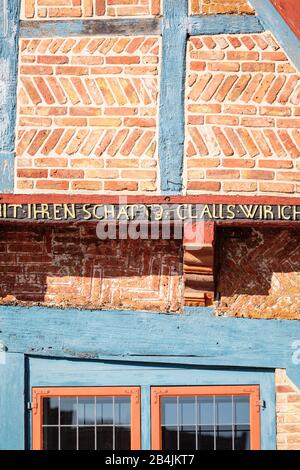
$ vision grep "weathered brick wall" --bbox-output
[276,369,300,450]
[16,36,159,193]
[0,223,182,312]
[190,0,254,15]
[186,33,300,195]
[217,227,300,320]
[22,0,160,19]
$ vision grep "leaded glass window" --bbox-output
[161,395,250,450]
[43,396,131,450]
[32,387,141,450]
[151,386,260,451]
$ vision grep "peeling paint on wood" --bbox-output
[0,0,20,193]
[188,14,264,35]
[0,353,24,450]
[159,0,188,193]
[20,18,162,37]
[0,305,300,388]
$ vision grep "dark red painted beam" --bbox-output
[270,0,300,40]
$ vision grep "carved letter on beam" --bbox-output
[183,222,215,307]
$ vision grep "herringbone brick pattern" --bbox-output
[186,33,300,195]
[0,224,182,312]
[16,36,160,193]
[22,0,160,19]
[190,0,254,15]
[217,228,300,320]
[276,369,300,450]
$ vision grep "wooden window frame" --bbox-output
[32,386,141,450]
[151,385,261,450]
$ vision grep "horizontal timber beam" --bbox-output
[0,306,299,388]
[188,14,264,35]
[20,18,162,37]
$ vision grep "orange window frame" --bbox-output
[151,385,261,450]
[32,387,141,450]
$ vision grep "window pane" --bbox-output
[60,426,77,450]
[179,397,196,425]
[40,391,136,451]
[78,427,95,450]
[215,396,233,425]
[115,397,131,425]
[97,426,114,450]
[234,397,250,424]
[216,426,233,450]
[60,398,77,425]
[162,397,177,426]
[96,397,113,425]
[198,426,214,450]
[43,427,59,450]
[235,426,250,450]
[179,426,196,450]
[43,398,59,425]
[162,426,177,450]
[198,397,214,425]
[78,398,95,426]
[115,427,131,450]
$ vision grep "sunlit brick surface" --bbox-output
[22,0,161,19]
[186,33,300,195]
[190,0,254,15]
[16,36,160,193]
[276,369,300,450]
[0,224,182,312]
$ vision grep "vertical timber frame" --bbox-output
[0,0,20,192]
[159,0,188,193]
[14,2,265,196]
[6,2,300,194]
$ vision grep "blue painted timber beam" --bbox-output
[251,0,300,72]
[0,353,25,450]
[159,0,188,193]
[188,14,264,36]
[0,0,20,193]
[0,305,300,388]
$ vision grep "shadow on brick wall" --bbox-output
[216,227,300,319]
[0,223,183,312]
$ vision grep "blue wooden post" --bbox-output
[158,0,188,194]
[0,0,20,193]
[141,385,151,450]
[0,353,25,449]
